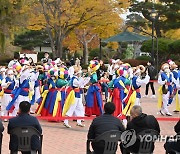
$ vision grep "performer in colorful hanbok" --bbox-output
[56,67,69,111]
[6,62,34,116]
[158,63,173,116]
[169,61,180,113]
[68,58,82,79]
[175,70,180,112]
[63,67,89,128]
[29,70,41,114]
[1,69,17,120]
[0,67,6,96]
[122,65,150,116]
[85,60,103,116]
[37,68,58,117]
[108,68,128,117]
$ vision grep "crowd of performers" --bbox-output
[0,54,179,128]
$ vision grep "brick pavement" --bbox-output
[1,83,180,154]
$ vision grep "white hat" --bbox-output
[23,60,30,65]
[74,70,82,75]
[0,67,6,72]
[161,63,169,71]
[112,59,116,63]
[114,64,119,69]
[55,58,61,64]
[115,59,120,63]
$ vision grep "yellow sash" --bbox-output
[157,86,163,109]
[62,90,75,116]
[122,91,136,116]
[52,91,61,117]
[36,90,49,115]
[175,92,180,111]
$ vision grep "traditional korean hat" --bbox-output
[138,65,146,73]
[44,63,53,72]
[36,65,44,71]
[122,63,131,71]
[0,67,6,73]
[12,64,22,73]
[74,66,82,75]
[167,59,175,66]
[115,68,124,76]
[48,68,58,78]
[58,67,69,79]
[161,63,169,71]
[89,60,100,72]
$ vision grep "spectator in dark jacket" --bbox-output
[0,119,4,149]
[88,102,125,154]
[164,120,180,153]
[121,105,160,154]
[8,101,42,154]
[144,61,156,98]
[0,120,4,133]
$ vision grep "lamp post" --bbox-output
[150,4,158,65]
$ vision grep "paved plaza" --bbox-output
[1,83,180,154]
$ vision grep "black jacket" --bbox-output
[175,120,180,134]
[8,113,42,151]
[126,113,160,153]
[0,120,4,133]
[147,65,156,80]
[175,120,180,148]
[88,114,125,154]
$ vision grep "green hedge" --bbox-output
[136,55,151,61]
[122,59,148,67]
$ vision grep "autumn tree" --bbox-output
[0,0,35,53]
[65,0,128,64]
[0,0,23,52]
[27,0,129,59]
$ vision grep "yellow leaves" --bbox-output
[27,13,46,30]
[165,29,180,40]
[107,42,119,50]
[63,32,80,52]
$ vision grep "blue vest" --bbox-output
[48,78,56,88]
[161,72,172,83]
[132,76,141,90]
[19,79,30,96]
[70,76,81,98]
[4,77,15,94]
[172,70,178,80]
[0,75,3,81]
[113,76,126,89]
[132,76,141,98]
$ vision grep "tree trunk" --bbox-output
[58,39,63,58]
[46,27,56,59]
[83,42,88,65]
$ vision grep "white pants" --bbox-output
[64,96,84,125]
[135,98,140,106]
[12,95,30,116]
[1,94,12,116]
[35,86,41,102]
[161,92,170,113]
